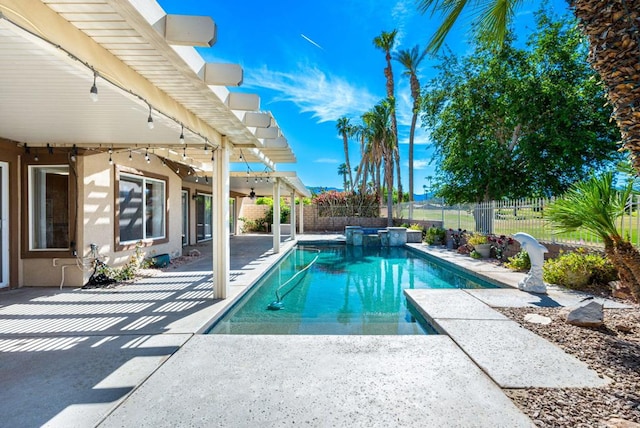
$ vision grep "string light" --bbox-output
[145,148,150,163]
[129,149,132,161]
[34,150,39,162]
[147,105,154,129]
[179,124,185,144]
[89,71,98,102]
[108,146,113,165]
[70,144,77,162]
[182,146,187,160]
[2,14,226,159]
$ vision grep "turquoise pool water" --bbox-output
[208,245,499,335]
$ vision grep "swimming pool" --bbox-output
[207,245,499,335]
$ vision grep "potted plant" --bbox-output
[466,232,491,258]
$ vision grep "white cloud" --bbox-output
[315,158,341,164]
[244,64,379,123]
[412,159,431,169]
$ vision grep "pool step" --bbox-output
[405,289,610,389]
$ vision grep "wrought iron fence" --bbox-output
[395,196,640,248]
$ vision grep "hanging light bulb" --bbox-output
[179,124,185,144]
[34,151,39,162]
[182,146,187,160]
[128,149,132,161]
[89,72,98,102]
[205,176,209,184]
[239,152,243,161]
[108,147,113,165]
[161,158,166,167]
[145,148,150,163]
[147,105,154,129]
[203,144,208,154]
[254,177,258,183]
[70,144,77,162]
[195,176,199,183]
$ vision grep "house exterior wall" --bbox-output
[0,140,22,290]
[19,149,195,288]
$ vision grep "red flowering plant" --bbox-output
[487,234,514,262]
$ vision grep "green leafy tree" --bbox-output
[416,0,640,174]
[422,12,620,203]
[545,171,640,302]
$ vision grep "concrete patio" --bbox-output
[0,235,624,427]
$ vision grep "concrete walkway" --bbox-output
[0,236,626,427]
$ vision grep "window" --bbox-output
[195,194,212,242]
[29,166,69,250]
[119,174,165,244]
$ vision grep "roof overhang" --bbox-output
[0,0,297,172]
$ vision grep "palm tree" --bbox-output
[336,117,354,191]
[394,45,428,203]
[416,0,640,173]
[373,30,403,203]
[337,163,349,191]
[546,172,640,302]
[366,99,396,226]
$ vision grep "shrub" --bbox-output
[504,250,531,271]
[96,242,147,282]
[466,232,488,246]
[543,249,617,291]
[425,226,446,244]
[470,250,481,259]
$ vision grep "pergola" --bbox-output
[0,0,310,297]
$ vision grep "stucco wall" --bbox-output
[23,151,186,287]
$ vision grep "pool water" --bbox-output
[208,245,498,335]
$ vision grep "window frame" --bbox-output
[195,192,213,243]
[21,156,76,259]
[115,166,169,251]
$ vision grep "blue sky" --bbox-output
[157,0,571,194]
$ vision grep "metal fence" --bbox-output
[395,196,640,248]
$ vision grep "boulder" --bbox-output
[563,301,604,328]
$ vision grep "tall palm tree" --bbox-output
[337,163,349,191]
[336,117,354,191]
[416,0,640,173]
[546,172,640,302]
[373,30,403,203]
[394,45,428,203]
[366,99,396,226]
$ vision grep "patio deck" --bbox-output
[0,235,624,427]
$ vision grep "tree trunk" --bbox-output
[408,111,417,202]
[571,0,640,169]
[609,239,640,302]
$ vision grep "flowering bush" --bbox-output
[488,235,515,261]
[313,191,379,217]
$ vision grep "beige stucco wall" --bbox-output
[22,151,185,287]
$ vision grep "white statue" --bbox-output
[513,232,548,294]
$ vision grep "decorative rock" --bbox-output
[524,314,552,325]
[604,417,640,428]
[564,301,604,328]
[610,281,634,300]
